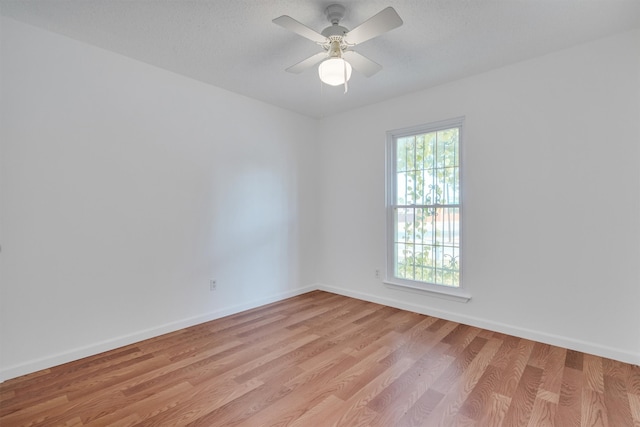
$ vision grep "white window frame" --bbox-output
[385,117,471,302]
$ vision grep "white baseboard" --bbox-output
[317,283,640,367]
[3,282,637,382]
[0,285,316,382]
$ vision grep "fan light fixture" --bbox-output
[318,58,352,86]
[273,4,403,90]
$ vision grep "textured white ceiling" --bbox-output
[2,0,639,118]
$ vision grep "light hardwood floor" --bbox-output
[1,291,639,426]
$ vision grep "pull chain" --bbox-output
[343,60,349,94]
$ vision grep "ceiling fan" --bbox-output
[273,4,403,89]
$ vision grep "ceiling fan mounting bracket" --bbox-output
[321,4,349,39]
[324,4,346,25]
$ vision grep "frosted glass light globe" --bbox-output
[318,58,352,86]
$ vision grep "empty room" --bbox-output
[1,1,639,426]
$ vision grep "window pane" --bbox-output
[437,128,457,167]
[433,207,459,244]
[393,204,460,286]
[397,138,409,172]
[407,169,417,205]
[394,207,410,243]
[396,172,407,204]
[390,122,461,288]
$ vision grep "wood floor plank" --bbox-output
[527,396,556,427]
[234,355,355,426]
[581,388,609,427]
[628,393,640,427]
[395,388,445,427]
[1,347,146,416]
[1,290,638,427]
[502,364,544,427]
[555,366,583,427]
[459,364,503,419]
[431,336,489,395]
[538,345,567,402]
[424,337,502,426]
[629,364,640,395]
[496,338,536,398]
[137,377,264,426]
[368,343,453,426]
[529,342,551,369]
[288,395,345,427]
[489,335,522,370]
[477,392,512,427]
[604,373,635,427]
[229,334,323,383]
[583,354,604,394]
[566,349,585,370]
[323,357,415,427]
[0,395,69,427]
[82,381,194,426]
[367,341,449,414]
[318,341,401,401]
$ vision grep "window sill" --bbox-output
[383,280,472,303]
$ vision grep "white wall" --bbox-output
[0,17,320,381]
[2,17,638,383]
[318,29,640,365]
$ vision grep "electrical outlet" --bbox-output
[209,279,217,291]
[375,269,381,279]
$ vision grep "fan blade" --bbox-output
[344,7,403,45]
[272,15,327,44]
[343,51,382,77]
[286,52,327,74]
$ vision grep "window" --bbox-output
[386,117,469,301]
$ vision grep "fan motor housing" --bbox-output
[321,24,348,38]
